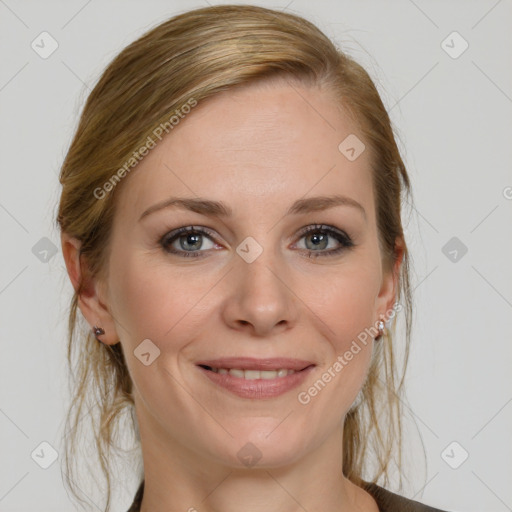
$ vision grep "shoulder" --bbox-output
[362,481,454,512]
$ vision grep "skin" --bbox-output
[62,79,403,512]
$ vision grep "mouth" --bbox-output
[198,365,304,379]
[195,357,316,399]
[196,357,315,375]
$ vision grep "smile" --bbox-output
[196,360,315,399]
[199,366,297,379]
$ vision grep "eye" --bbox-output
[160,226,219,258]
[159,224,354,259]
[293,224,354,258]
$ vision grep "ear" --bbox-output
[375,236,404,323]
[61,232,120,345]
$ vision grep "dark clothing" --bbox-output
[362,481,452,511]
[127,479,451,511]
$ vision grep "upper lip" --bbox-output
[196,357,315,371]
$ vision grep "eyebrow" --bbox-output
[138,194,366,221]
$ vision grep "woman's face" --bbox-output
[99,80,398,468]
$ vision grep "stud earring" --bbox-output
[376,320,385,340]
[93,325,105,340]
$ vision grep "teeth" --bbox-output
[211,368,296,379]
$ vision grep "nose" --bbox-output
[221,250,299,337]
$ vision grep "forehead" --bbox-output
[116,79,374,223]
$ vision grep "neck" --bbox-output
[137,415,377,512]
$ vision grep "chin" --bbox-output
[213,420,308,469]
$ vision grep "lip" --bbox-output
[195,357,315,371]
[196,358,316,399]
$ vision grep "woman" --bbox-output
[57,5,452,511]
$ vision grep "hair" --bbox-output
[56,4,414,511]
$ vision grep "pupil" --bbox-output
[182,233,201,251]
[307,233,327,250]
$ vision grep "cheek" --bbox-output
[298,282,377,419]
[109,250,226,364]
[108,253,194,345]
[109,257,210,408]
[300,253,381,403]
[311,260,381,346]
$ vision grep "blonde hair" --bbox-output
[56,4,413,511]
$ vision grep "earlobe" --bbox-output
[60,232,120,345]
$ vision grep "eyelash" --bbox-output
[159,224,354,259]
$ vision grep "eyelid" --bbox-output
[159,225,219,248]
[294,223,351,240]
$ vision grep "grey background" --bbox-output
[1,1,511,511]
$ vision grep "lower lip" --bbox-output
[197,365,315,399]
